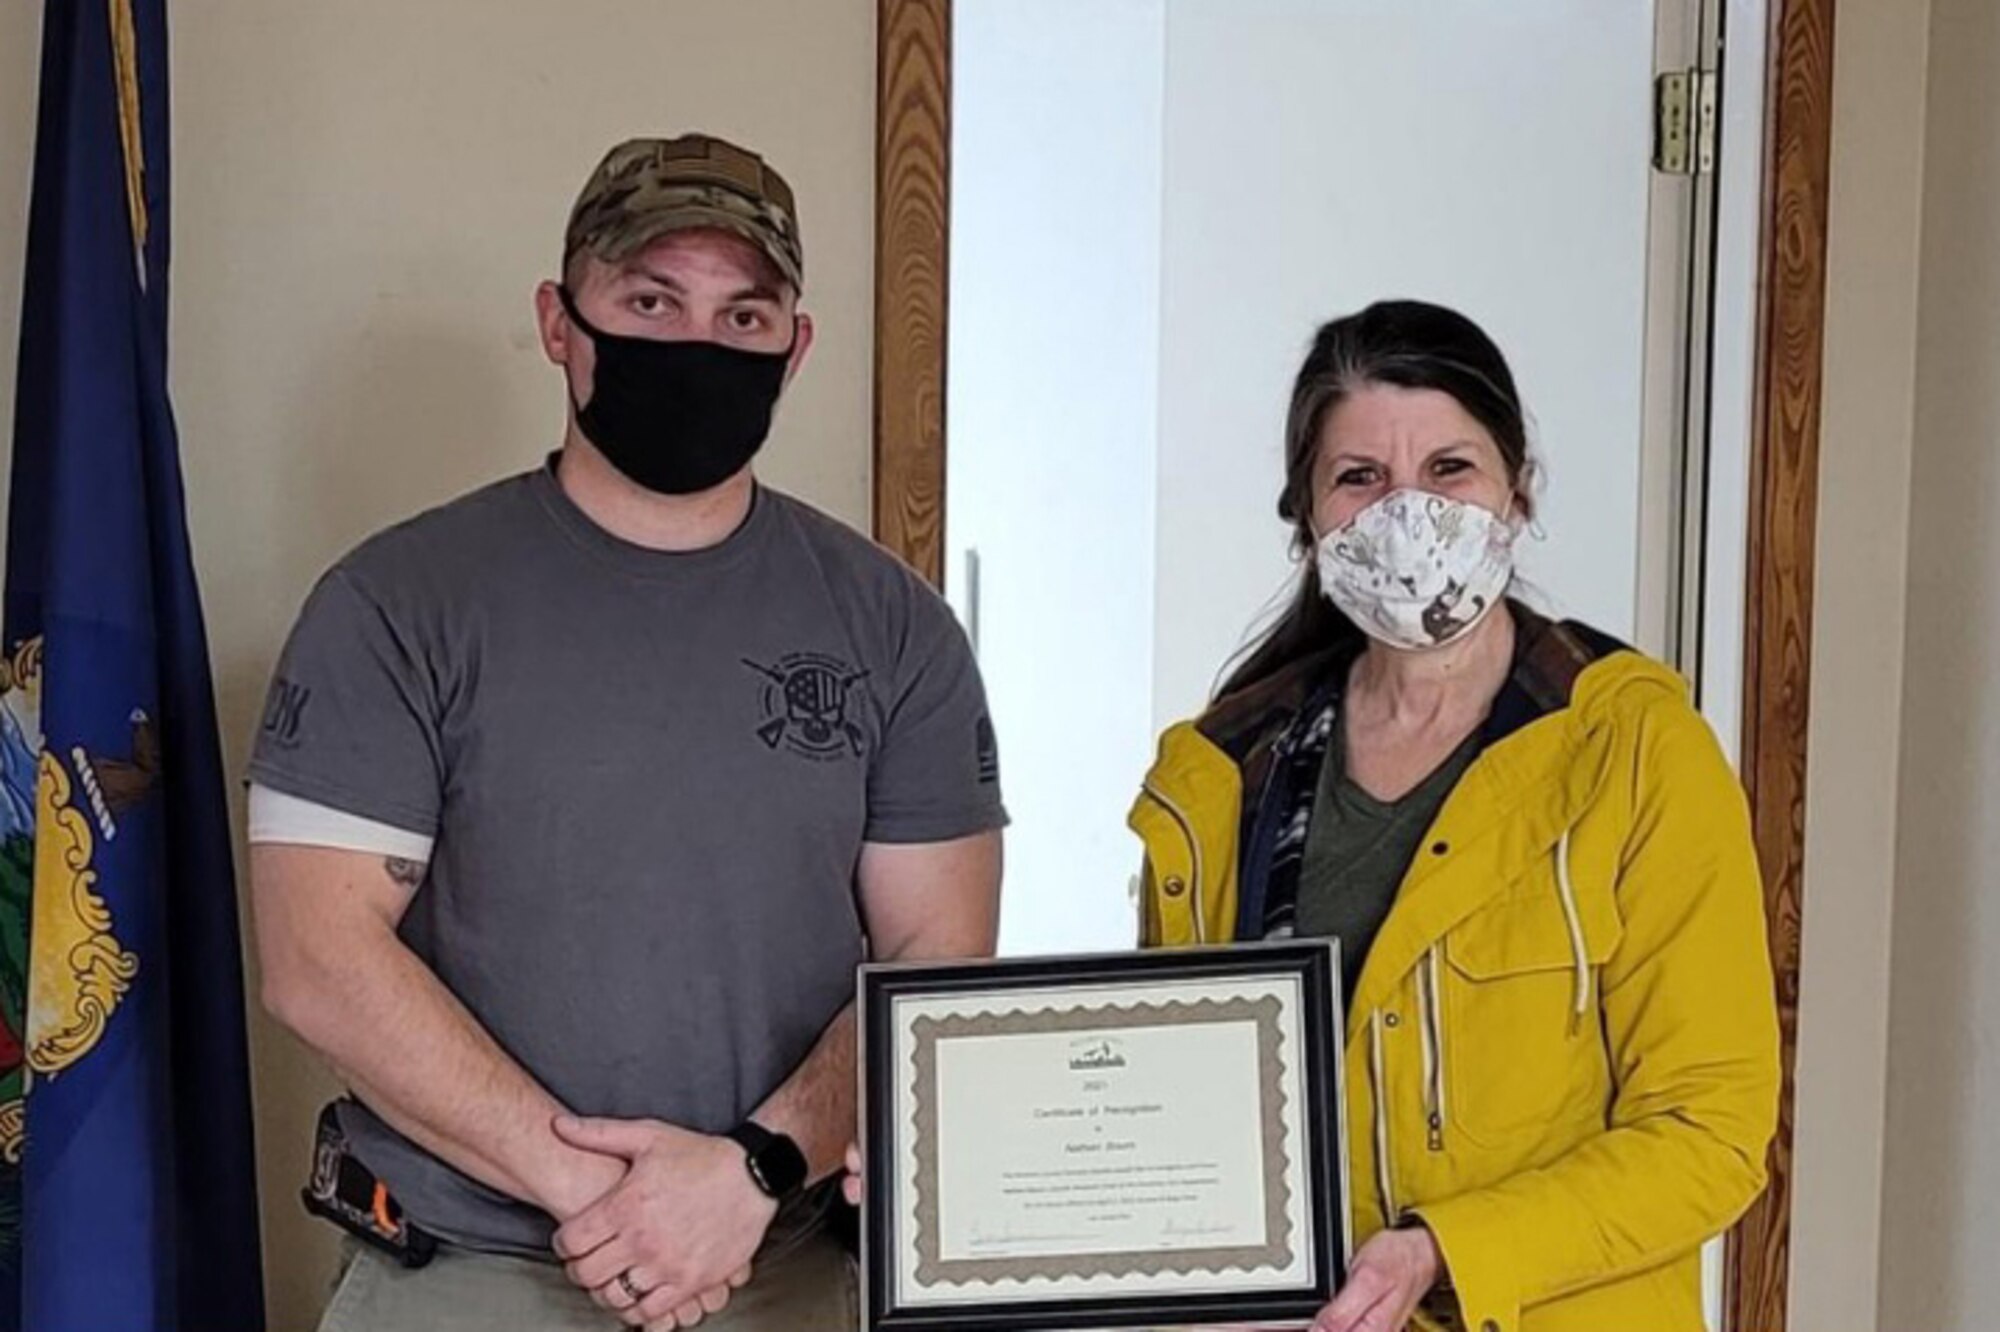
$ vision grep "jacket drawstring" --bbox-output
[1554,829,1591,1032]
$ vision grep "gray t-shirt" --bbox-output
[250,462,1006,1254]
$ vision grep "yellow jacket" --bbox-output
[1130,616,1780,1332]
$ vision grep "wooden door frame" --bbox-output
[1723,1,1835,1329]
[870,2,1836,1327]
[872,0,951,589]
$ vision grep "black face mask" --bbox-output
[558,285,793,496]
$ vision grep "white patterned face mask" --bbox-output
[1314,488,1517,651]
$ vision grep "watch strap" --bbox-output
[726,1120,807,1203]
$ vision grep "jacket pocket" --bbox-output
[1440,887,1623,1148]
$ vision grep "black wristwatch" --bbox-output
[726,1120,809,1204]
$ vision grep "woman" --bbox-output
[1131,301,1780,1332]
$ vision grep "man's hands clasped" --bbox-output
[549,1115,776,1330]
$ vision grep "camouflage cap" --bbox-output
[564,133,804,290]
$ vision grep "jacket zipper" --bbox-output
[1140,781,1207,944]
[1418,947,1447,1151]
[1369,1010,1400,1224]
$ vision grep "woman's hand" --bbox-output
[1192,1225,1443,1332]
[1306,1226,1442,1332]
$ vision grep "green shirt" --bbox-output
[1297,724,1480,1002]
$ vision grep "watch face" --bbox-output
[739,1125,808,1200]
[762,1137,808,1198]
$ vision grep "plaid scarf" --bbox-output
[1253,688,1342,939]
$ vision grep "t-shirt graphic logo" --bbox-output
[261,677,311,747]
[743,653,870,761]
[975,715,999,785]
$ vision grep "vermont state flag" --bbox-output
[1,0,264,1327]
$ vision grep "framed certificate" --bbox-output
[859,943,1349,1331]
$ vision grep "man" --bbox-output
[250,134,1005,1331]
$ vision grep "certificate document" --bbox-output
[860,945,1348,1331]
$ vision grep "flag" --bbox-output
[1,0,265,1327]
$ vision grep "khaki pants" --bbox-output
[316,1230,857,1332]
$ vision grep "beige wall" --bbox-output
[2,3,878,1326]
[1,12,33,470]
[1789,0,1932,1325]
[1878,0,2000,1325]
[1802,0,2000,1326]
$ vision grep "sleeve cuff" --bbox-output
[1408,1194,1525,1332]
[245,762,440,840]
[247,783,437,862]
[862,804,1009,846]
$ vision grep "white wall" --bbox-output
[1150,0,1658,729]
[1878,0,2000,1323]
[3,4,879,1325]
[949,0,1166,955]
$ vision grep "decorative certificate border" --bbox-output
[905,995,1294,1287]
[860,943,1347,1332]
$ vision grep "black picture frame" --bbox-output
[859,942,1349,1332]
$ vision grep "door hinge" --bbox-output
[1653,69,1718,176]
